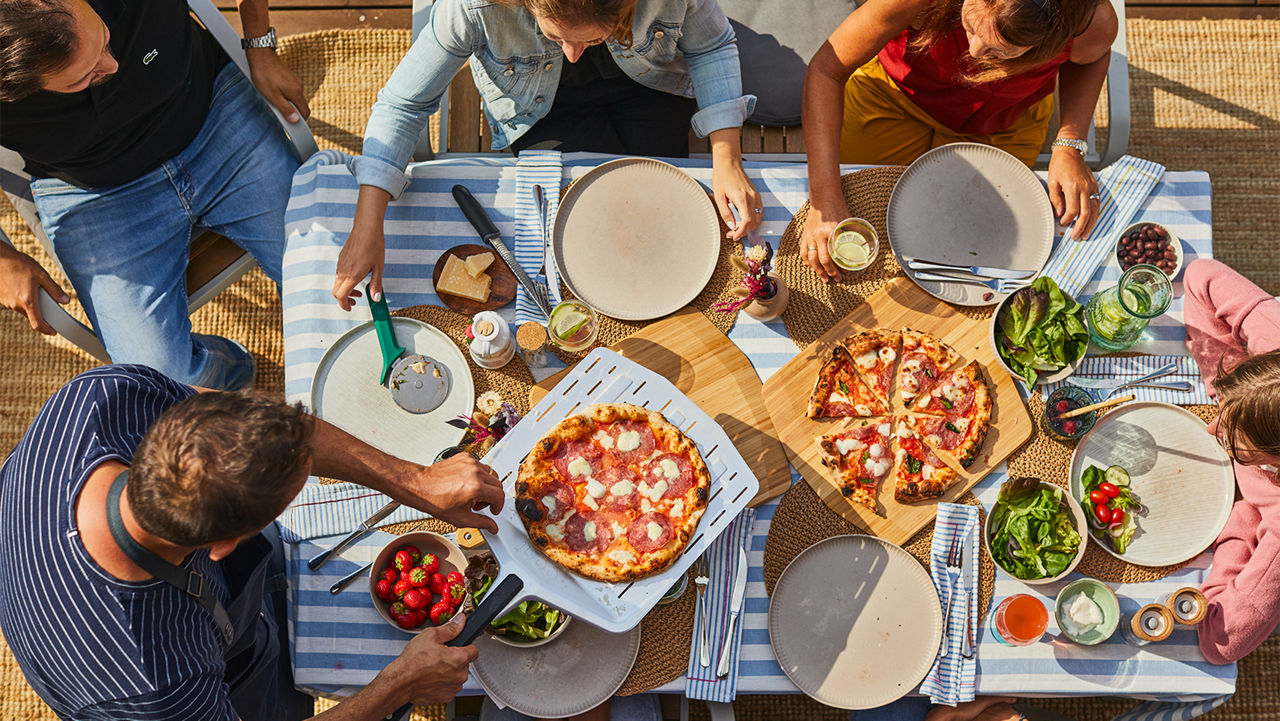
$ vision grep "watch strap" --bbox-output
[241,27,277,50]
[1051,137,1088,154]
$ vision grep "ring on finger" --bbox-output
[1088,192,1101,201]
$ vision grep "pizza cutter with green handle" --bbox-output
[367,286,450,414]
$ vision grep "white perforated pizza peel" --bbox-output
[476,348,760,632]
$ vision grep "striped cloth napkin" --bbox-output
[685,508,756,702]
[1041,156,1166,298]
[513,150,563,324]
[921,503,979,706]
[1042,354,1213,405]
[277,484,425,544]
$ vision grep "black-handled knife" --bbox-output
[450,184,552,317]
[385,575,525,721]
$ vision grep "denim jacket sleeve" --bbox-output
[352,0,479,198]
[677,0,756,137]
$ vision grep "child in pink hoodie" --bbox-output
[1182,258,1280,664]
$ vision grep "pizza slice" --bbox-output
[892,417,961,503]
[844,329,901,410]
[911,360,991,419]
[807,346,890,418]
[905,411,990,469]
[814,417,894,513]
[898,328,962,405]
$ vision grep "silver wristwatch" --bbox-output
[241,27,277,50]
[1051,137,1088,154]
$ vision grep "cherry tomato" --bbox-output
[1109,507,1125,524]
[1089,490,1109,505]
[1098,482,1121,499]
[1094,503,1113,524]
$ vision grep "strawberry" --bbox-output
[446,571,465,587]
[418,553,440,576]
[401,545,422,564]
[403,588,429,611]
[389,601,410,617]
[394,549,415,572]
[393,611,418,630]
[380,567,398,584]
[442,581,466,609]
[393,578,413,600]
[412,609,428,627]
[374,579,396,602]
[430,600,455,625]
[407,567,429,588]
[426,572,448,595]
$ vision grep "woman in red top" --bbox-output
[799,0,1118,282]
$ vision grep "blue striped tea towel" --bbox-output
[1042,354,1212,406]
[1041,156,1166,298]
[513,150,563,324]
[921,503,979,706]
[277,482,431,543]
[685,508,756,702]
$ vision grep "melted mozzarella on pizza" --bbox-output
[595,431,615,449]
[671,499,684,518]
[834,436,863,455]
[616,430,642,452]
[879,346,897,364]
[608,549,636,565]
[609,477,635,496]
[585,477,607,498]
[658,458,680,480]
[542,495,558,513]
[854,404,874,416]
[568,457,592,477]
[855,349,877,370]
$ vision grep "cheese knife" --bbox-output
[451,184,552,318]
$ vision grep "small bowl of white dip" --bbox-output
[1054,578,1121,645]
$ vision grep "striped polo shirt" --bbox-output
[0,365,238,720]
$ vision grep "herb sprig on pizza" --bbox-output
[806,329,993,514]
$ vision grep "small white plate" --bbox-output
[554,158,720,320]
[310,318,473,466]
[888,143,1054,306]
[1069,402,1235,567]
[769,535,942,709]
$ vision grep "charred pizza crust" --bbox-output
[516,403,711,583]
[815,417,894,514]
[892,419,961,503]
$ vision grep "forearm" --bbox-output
[312,664,411,721]
[1054,54,1109,142]
[709,128,742,167]
[802,60,849,212]
[308,416,412,499]
[353,185,394,234]
[234,0,272,38]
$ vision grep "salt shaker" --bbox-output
[516,322,550,368]
[467,311,515,369]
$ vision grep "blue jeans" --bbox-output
[31,63,299,390]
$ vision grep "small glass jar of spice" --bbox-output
[516,321,550,369]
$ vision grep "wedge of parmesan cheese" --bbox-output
[462,251,495,278]
[436,255,492,302]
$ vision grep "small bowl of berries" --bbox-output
[369,531,469,633]
[1041,385,1098,442]
[1116,222,1183,279]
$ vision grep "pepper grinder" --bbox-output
[467,311,515,369]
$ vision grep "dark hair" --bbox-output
[911,0,1099,83]
[503,0,638,48]
[0,0,80,102]
[1213,350,1280,468]
[129,393,314,547]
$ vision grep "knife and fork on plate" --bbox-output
[904,257,1038,294]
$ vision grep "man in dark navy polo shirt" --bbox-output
[0,0,311,391]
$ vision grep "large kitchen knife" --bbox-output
[451,184,552,318]
[306,499,401,572]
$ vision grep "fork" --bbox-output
[532,184,553,312]
[939,532,962,657]
[913,271,1032,294]
[1065,361,1188,398]
[694,557,711,667]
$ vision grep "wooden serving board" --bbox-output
[761,277,1034,544]
[530,306,790,506]
[432,244,517,314]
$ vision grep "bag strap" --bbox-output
[106,471,236,646]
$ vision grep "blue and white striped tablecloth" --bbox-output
[281,152,1234,718]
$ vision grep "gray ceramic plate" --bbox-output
[888,143,1054,306]
[473,620,641,717]
[768,535,942,709]
[310,318,472,466]
[554,158,720,320]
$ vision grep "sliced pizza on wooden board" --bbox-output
[807,346,890,418]
[845,329,901,410]
[815,417,895,514]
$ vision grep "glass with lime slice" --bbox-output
[828,218,879,272]
[547,300,599,352]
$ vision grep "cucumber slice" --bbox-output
[1105,465,1131,487]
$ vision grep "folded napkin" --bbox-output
[513,150,564,324]
[1041,156,1166,298]
[921,503,979,706]
[1042,354,1213,406]
[685,508,756,702]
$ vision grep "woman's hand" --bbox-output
[333,186,393,310]
[1047,145,1101,240]
[708,128,762,241]
[799,197,850,283]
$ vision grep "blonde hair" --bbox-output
[505,0,639,47]
[910,0,1099,83]
[1214,350,1280,465]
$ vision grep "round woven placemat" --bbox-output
[775,167,994,350]
[763,480,996,619]
[616,569,698,695]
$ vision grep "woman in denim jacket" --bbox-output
[334,0,763,308]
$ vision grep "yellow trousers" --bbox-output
[839,56,1054,168]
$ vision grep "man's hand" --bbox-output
[398,454,506,533]
[0,245,71,335]
[245,49,310,124]
[393,614,477,705]
[926,697,1021,721]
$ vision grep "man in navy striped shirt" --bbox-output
[0,365,504,719]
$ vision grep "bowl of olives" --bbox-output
[1115,222,1182,279]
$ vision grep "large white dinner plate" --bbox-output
[553,158,720,320]
[769,535,942,709]
[887,143,1054,306]
[1069,401,1235,567]
[310,318,472,466]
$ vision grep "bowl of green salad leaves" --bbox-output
[990,277,1089,386]
[984,477,1087,584]
[464,554,569,647]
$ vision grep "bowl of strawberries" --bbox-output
[369,531,469,633]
